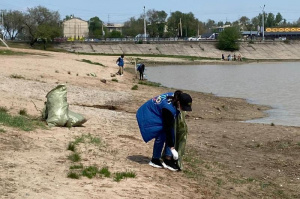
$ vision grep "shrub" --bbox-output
[19,109,27,116]
[82,166,99,179]
[217,27,241,51]
[99,167,111,178]
[68,153,81,162]
[131,85,138,90]
[67,172,80,179]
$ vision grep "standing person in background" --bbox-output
[136,90,192,171]
[116,54,125,76]
[137,63,145,80]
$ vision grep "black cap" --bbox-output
[179,93,192,111]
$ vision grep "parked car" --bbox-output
[188,36,198,41]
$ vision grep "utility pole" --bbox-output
[1,10,4,40]
[261,5,265,41]
[180,18,182,37]
[143,6,146,41]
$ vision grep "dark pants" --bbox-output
[139,71,144,80]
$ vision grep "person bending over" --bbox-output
[136,90,192,171]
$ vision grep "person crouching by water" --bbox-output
[116,54,125,76]
[136,90,192,171]
[137,63,145,80]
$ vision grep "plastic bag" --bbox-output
[45,85,69,127]
[43,84,87,127]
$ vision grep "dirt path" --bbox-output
[0,47,299,199]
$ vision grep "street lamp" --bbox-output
[261,5,265,41]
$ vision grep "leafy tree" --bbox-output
[266,13,275,27]
[205,19,216,30]
[167,11,199,37]
[2,10,25,40]
[23,6,62,47]
[217,27,241,51]
[197,21,206,35]
[275,13,283,26]
[217,21,224,27]
[146,9,167,37]
[297,18,300,26]
[122,17,144,37]
[251,16,260,30]
[107,30,122,38]
[224,21,232,26]
[88,16,104,38]
[239,16,250,30]
[166,11,182,37]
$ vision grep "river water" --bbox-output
[146,62,300,127]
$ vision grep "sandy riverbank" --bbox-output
[0,47,299,199]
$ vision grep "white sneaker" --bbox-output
[149,158,163,168]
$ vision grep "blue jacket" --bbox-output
[117,57,124,67]
[136,92,178,142]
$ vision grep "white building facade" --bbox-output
[63,18,89,39]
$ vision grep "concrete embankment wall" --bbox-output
[57,41,300,60]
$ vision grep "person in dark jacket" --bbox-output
[137,63,145,80]
[136,90,192,171]
[116,54,125,76]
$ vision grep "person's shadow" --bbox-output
[127,155,150,165]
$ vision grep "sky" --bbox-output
[1,0,300,24]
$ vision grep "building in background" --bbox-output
[63,17,88,39]
[104,23,123,33]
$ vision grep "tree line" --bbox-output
[1,5,300,44]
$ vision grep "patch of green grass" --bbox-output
[297,142,300,146]
[72,134,101,146]
[79,59,106,67]
[10,74,25,79]
[0,50,28,56]
[271,122,275,126]
[71,52,217,61]
[82,166,99,179]
[114,171,136,182]
[68,152,81,162]
[138,80,161,87]
[67,142,76,151]
[90,136,101,145]
[19,109,27,116]
[69,164,83,170]
[67,171,81,179]
[0,128,6,133]
[0,109,46,131]
[112,78,118,82]
[131,85,138,90]
[99,167,111,178]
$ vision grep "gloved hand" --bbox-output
[171,148,178,160]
